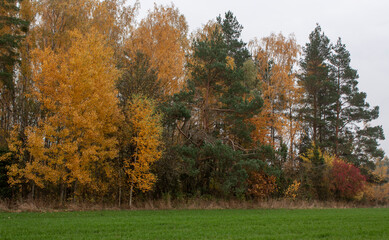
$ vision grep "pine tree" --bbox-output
[0,0,29,132]
[216,11,250,68]
[187,14,262,147]
[0,0,28,90]
[330,38,384,168]
[299,24,335,151]
[0,0,29,199]
[300,25,385,170]
[162,12,263,197]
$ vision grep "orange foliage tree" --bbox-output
[124,95,163,207]
[33,0,138,52]
[33,0,95,50]
[126,3,189,96]
[6,30,121,201]
[249,33,301,159]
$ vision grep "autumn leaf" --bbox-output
[249,33,301,160]
[9,29,121,193]
[126,3,189,96]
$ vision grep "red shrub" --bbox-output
[331,158,366,199]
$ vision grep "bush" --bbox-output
[331,158,366,200]
[247,172,277,199]
[284,180,301,200]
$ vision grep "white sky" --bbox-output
[138,0,389,156]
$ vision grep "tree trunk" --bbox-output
[289,106,294,162]
[129,182,134,209]
[203,75,210,133]
[118,170,122,207]
[271,99,275,147]
[313,93,318,144]
[31,182,35,200]
[73,181,77,203]
[118,185,122,208]
[335,68,341,156]
[60,183,65,206]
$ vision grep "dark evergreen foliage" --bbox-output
[0,0,29,91]
[117,51,161,106]
[299,24,335,151]
[153,12,264,198]
[299,24,384,170]
[0,0,29,200]
[329,38,384,167]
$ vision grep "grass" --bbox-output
[0,208,388,239]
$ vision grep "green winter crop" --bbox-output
[1,208,388,239]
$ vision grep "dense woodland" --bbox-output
[0,0,388,207]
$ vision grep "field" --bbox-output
[1,208,388,239]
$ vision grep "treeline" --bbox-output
[0,0,388,206]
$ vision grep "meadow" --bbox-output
[0,208,388,240]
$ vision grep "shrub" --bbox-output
[284,180,301,200]
[247,172,277,199]
[331,158,366,200]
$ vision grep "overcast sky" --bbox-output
[138,0,389,156]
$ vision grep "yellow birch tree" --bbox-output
[7,29,121,201]
[126,3,188,96]
[124,95,163,207]
[249,33,301,157]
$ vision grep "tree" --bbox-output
[117,51,161,108]
[34,0,138,57]
[187,17,262,147]
[33,0,93,50]
[0,0,29,132]
[299,25,384,168]
[330,38,384,167]
[0,0,30,200]
[216,11,250,68]
[90,0,139,58]
[14,0,37,142]
[0,0,28,90]
[124,95,162,207]
[249,33,301,159]
[126,3,188,96]
[299,24,334,150]
[159,12,263,197]
[6,29,121,202]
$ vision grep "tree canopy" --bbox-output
[0,3,386,204]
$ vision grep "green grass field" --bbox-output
[1,208,388,239]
